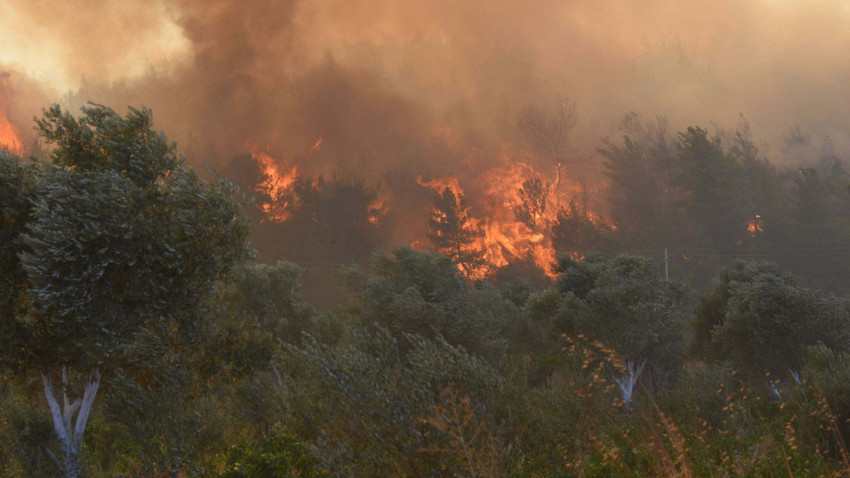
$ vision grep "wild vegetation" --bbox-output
[4,105,850,477]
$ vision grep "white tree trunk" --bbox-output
[42,368,101,478]
[613,360,646,411]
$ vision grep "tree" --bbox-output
[518,97,576,208]
[528,253,689,405]
[513,177,549,232]
[550,200,612,258]
[223,261,339,346]
[428,187,486,277]
[600,114,681,250]
[279,328,518,476]
[0,104,251,477]
[691,260,850,386]
[675,126,749,248]
[262,175,386,265]
[345,246,514,363]
[0,152,35,366]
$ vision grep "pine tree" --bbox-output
[428,187,486,277]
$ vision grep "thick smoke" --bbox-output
[3,0,850,244]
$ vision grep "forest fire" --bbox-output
[0,75,22,156]
[747,214,764,237]
[9,2,850,475]
[416,149,609,278]
[0,108,22,155]
[250,145,298,223]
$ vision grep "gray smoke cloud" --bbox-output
[2,0,850,221]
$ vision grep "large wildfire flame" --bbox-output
[251,129,610,279]
[0,117,22,155]
[0,105,22,156]
[417,145,608,278]
[0,76,23,156]
[249,124,607,278]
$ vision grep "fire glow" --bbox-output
[416,148,608,278]
[0,110,22,155]
[250,145,298,223]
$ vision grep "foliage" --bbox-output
[279,328,521,477]
[691,260,850,379]
[530,253,690,390]
[220,433,325,477]
[600,114,680,250]
[7,104,252,370]
[8,103,850,476]
[428,187,487,277]
[0,103,252,477]
[550,200,614,258]
[0,153,36,371]
[262,175,386,265]
[223,261,339,346]
[345,246,517,363]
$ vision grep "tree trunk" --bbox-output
[42,368,101,478]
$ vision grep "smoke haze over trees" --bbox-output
[5,5,850,471]
[4,99,850,474]
[2,1,850,298]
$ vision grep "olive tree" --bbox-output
[691,260,850,392]
[0,104,251,477]
[528,253,690,407]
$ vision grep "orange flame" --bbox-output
[0,110,22,155]
[475,163,557,275]
[414,135,614,280]
[416,175,464,196]
[368,196,386,225]
[249,145,298,222]
[747,214,763,237]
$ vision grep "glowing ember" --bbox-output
[368,197,386,225]
[249,145,298,222]
[747,214,763,237]
[308,137,323,155]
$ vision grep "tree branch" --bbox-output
[71,368,101,450]
[41,373,70,449]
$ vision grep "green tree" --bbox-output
[345,246,516,363]
[675,126,749,248]
[428,187,486,277]
[0,152,35,367]
[528,253,689,403]
[600,114,680,250]
[0,104,251,477]
[691,260,850,386]
[279,328,519,476]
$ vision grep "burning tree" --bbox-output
[518,97,576,208]
[428,187,486,277]
[551,200,612,259]
[513,176,550,233]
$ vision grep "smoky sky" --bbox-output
[2,0,850,177]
